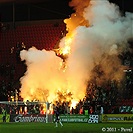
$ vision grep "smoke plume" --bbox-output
[20,0,133,104]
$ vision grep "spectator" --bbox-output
[2,108,7,122]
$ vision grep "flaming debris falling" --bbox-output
[20,0,133,107]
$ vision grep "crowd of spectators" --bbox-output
[52,49,133,115]
[0,45,133,115]
[0,69,133,115]
[0,64,16,101]
[53,73,133,115]
[0,41,26,101]
[52,48,133,115]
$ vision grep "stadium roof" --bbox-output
[0,0,73,21]
[0,0,132,22]
[0,0,49,4]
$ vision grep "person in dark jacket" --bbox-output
[55,107,63,127]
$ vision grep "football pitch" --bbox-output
[0,123,132,133]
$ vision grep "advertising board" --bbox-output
[102,114,133,122]
[10,114,46,122]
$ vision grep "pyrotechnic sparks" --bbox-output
[20,0,133,109]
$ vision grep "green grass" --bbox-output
[0,123,133,133]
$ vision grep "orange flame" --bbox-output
[59,34,74,56]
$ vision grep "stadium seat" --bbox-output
[0,20,66,82]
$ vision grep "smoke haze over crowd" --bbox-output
[20,0,133,105]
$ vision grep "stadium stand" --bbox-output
[0,19,133,115]
[0,0,133,116]
[0,19,66,101]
